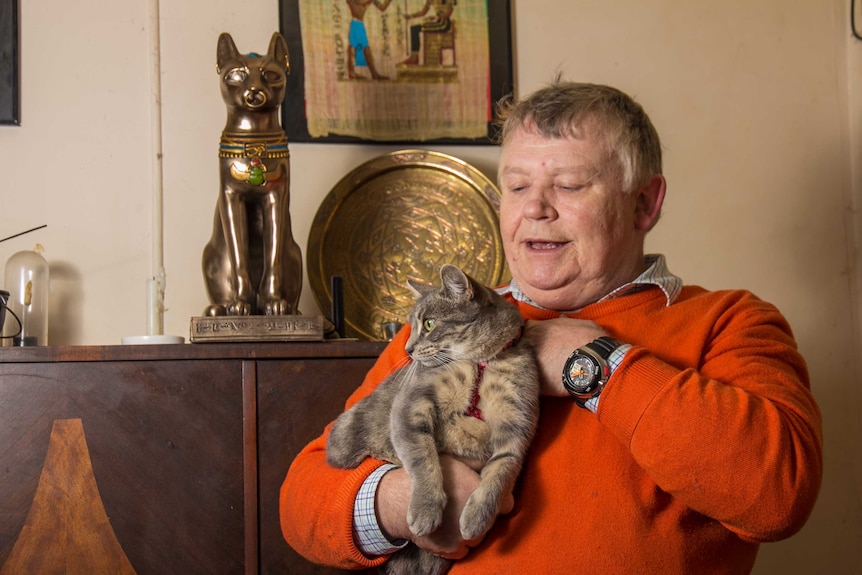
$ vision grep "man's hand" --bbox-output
[377,455,515,559]
[524,317,608,396]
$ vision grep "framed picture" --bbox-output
[0,0,19,125]
[279,0,513,144]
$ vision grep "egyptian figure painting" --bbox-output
[294,0,495,141]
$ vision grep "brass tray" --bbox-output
[308,150,508,341]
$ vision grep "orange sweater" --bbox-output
[280,286,822,574]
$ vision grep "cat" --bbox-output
[326,264,540,575]
[201,32,303,317]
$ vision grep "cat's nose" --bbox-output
[243,89,267,108]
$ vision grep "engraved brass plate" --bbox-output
[308,150,508,341]
[189,315,324,342]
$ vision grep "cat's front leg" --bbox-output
[218,184,255,316]
[258,182,298,316]
[391,393,447,537]
[459,423,533,539]
[458,456,518,540]
[459,361,540,540]
[406,461,446,537]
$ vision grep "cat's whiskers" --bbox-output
[391,354,413,371]
[430,350,458,368]
[388,357,418,392]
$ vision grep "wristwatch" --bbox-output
[562,336,623,407]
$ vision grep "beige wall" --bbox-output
[0,0,859,572]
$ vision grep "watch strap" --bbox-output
[584,336,622,360]
[578,340,632,412]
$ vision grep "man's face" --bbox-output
[498,124,648,311]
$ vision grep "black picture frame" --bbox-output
[278,0,513,145]
[0,0,19,125]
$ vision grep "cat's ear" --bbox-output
[440,265,473,301]
[216,33,240,74]
[407,279,428,299]
[268,32,290,74]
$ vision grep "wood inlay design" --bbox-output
[0,419,136,574]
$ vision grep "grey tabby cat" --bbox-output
[326,264,540,575]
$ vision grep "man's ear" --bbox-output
[634,174,666,232]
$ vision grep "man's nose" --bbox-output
[522,188,556,220]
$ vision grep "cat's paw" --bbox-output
[226,299,253,316]
[262,296,293,316]
[459,490,497,540]
[407,490,446,537]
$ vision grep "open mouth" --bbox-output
[527,241,566,250]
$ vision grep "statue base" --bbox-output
[189,315,324,343]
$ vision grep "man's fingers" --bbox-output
[499,492,515,515]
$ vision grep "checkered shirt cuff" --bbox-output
[585,343,632,413]
[353,463,408,555]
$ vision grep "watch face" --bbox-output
[564,353,600,394]
[563,340,617,404]
[568,357,597,384]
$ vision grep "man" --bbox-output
[347,0,392,79]
[280,80,823,573]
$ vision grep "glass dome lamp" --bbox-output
[4,245,49,346]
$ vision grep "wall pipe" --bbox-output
[146,0,166,335]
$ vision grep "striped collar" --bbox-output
[497,254,682,310]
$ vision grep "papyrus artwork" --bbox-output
[298,0,492,141]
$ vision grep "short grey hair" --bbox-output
[495,79,663,193]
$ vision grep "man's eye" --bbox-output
[558,183,586,192]
[423,319,436,332]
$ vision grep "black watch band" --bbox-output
[584,336,621,360]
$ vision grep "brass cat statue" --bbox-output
[202,32,302,316]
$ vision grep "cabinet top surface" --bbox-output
[0,341,387,363]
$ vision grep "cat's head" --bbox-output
[217,32,289,113]
[404,264,523,365]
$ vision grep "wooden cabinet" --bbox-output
[0,342,385,574]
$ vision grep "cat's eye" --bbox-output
[226,69,248,83]
[262,70,282,83]
[423,319,436,332]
